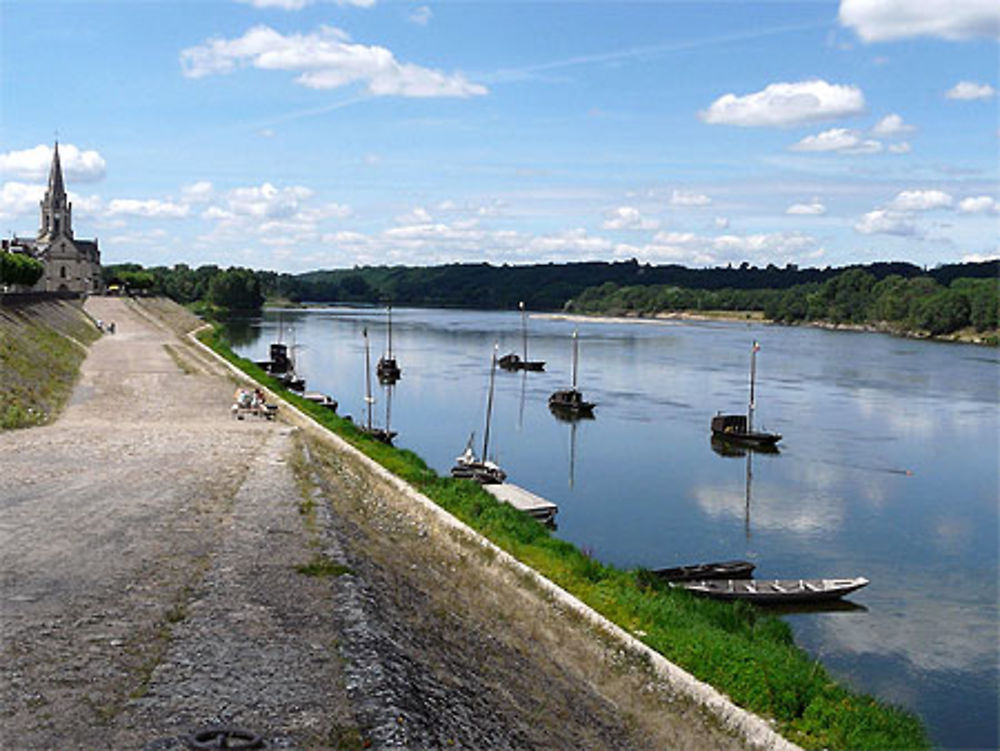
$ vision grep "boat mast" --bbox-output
[386,303,393,359]
[748,340,759,433]
[519,301,527,361]
[483,344,498,460]
[363,328,374,431]
[571,329,579,390]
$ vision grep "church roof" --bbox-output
[46,141,66,201]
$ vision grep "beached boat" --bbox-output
[652,559,755,582]
[359,328,397,445]
[499,302,545,372]
[711,340,781,448]
[676,577,869,604]
[376,303,401,384]
[452,345,507,484]
[303,392,338,412]
[549,330,595,418]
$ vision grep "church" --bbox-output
[7,142,103,294]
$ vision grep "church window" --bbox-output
[60,266,67,278]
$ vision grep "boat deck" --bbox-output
[484,483,558,524]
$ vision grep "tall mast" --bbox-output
[571,329,579,390]
[363,328,374,431]
[519,301,527,361]
[748,340,759,433]
[386,303,393,358]
[483,344,498,460]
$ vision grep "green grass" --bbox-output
[0,301,101,429]
[199,325,928,751]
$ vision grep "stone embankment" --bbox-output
[0,296,786,750]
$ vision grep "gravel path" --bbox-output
[1,296,752,750]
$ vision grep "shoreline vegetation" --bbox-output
[103,259,999,347]
[197,317,929,751]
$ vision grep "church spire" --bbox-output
[47,141,66,202]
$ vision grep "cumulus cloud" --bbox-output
[888,142,912,154]
[699,80,865,128]
[945,81,997,100]
[854,209,918,236]
[958,195,999,213]
[789,128,882,154]
[602,206,660,230]
[617,229,823,266]
[871,113,915,136]
[395,206,434,226]
[181,181,214,203]
[0,143,107,183]
[0,181,45,220]
[887,189,953,211]
[786,199,827,215]
[235,0,375,8]
[839,0,1000,42]
[670,189,712,206]
[180,25,487,98]
[107,199,190,219]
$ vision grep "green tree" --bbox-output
[206,267,264,312]
[0,252,45,287]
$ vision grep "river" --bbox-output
[226,305,999,750]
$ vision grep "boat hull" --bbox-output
[677,577,869,604]
[652,560,755,582]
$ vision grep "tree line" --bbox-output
[101,259,998,339]
[568,268,999,337]
[0,252,45,288]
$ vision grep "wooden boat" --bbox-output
[676,577,869,604]
[452,345,507,484]
[303,392,338,412]
[499,302,544,371]
[549,330,595,418]
[652,559,755,582]
[359,328,397,445]
[711,340,781,448]
[376,303,401,384]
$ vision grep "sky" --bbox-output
[1,0,998,274]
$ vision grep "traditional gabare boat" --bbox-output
[359,328,397,445]
[499,301,545,372]
[376,303,401,384]
[549,330,595,418]
[452,345,507,484]
[652,559,755,582]
[711,340,780,448]
[676,577,869,604]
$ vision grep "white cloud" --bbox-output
[602,205,660,230]
[181,181,214,203]
[786,199,827,215]
[180,25,487,98]
[395,206,433,225]
[0,181,44,220]
[888,142,912,154]
[106,199,190,219]
[409,5,432,25]
[224,182,313,218]
[619,229,823,266]
[854,209,918,236]
[0,143,107,183]
[958,196,999,213]
[790,128,882,154]
[670,189,712,207]
[714,216,730,229]
[887,189,953,211]
[945,81,997,100]
[699,79,865,128]
[871,113,915,136]
[839,0,1000,42]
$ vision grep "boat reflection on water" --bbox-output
[765,599,869,615]
[710,435,780,457]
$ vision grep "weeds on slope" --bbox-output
[199,324,928,751]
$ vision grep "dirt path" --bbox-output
[1,296,753,750]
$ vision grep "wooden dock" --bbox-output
[484,483,558,524]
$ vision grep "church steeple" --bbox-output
[39,141,72,241]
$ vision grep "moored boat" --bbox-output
[652,559,755,582]
[360,328,397,445]
[548,329,595,418]
[452,345,507,484]
[376,303,401,384]
[711,340,781,448]
[676,577,869,604]
[499,301,544,372]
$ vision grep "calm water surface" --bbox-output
[228,306,999,749]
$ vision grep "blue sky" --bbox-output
[2,0,997,273]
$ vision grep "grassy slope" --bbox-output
[199,322,928,751]
[0,300,100,429]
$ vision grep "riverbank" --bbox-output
[541,309,998,345]
[0,295,767,750]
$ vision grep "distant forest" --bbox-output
[103,258,999,339]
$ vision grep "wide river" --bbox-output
[227,306,998,749]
